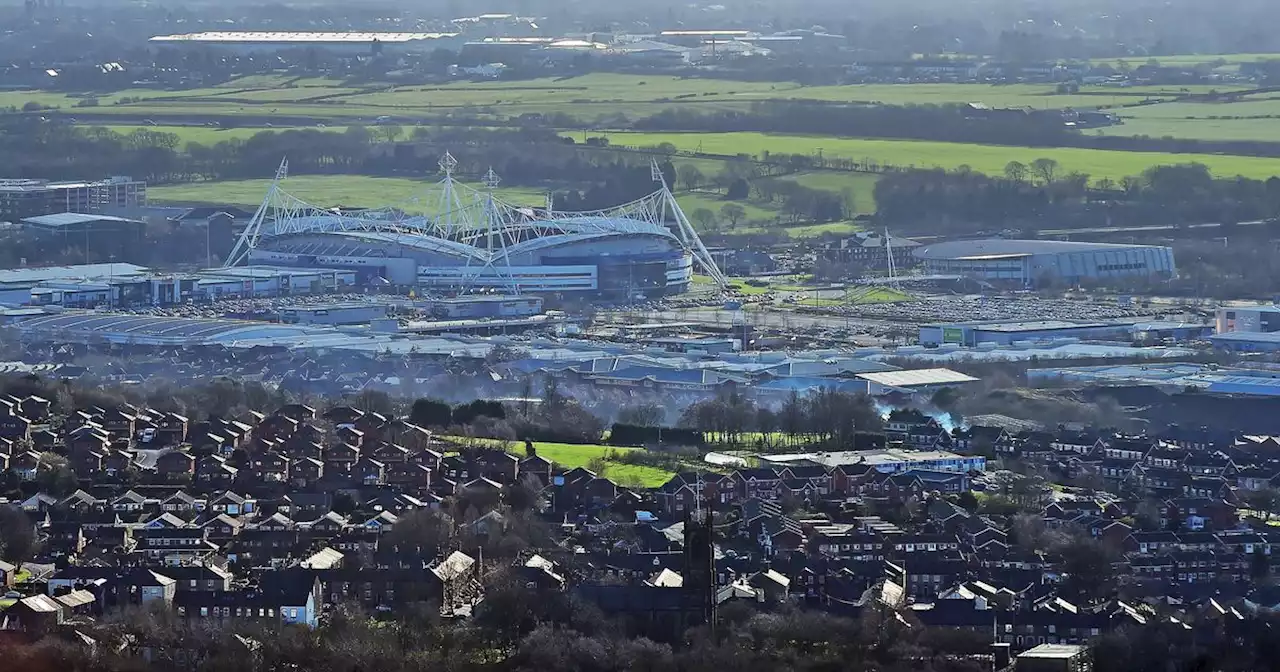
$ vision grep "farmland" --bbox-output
[98,124,346,146]
[1,73,1239,126]
[599,131,1280,182]
[148,175,548,212]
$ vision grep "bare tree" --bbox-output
[1030,157,1061,185]
[719,203,746,228]
[1004,160,1028,184]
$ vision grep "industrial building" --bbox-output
[0,176,145,221]
[1215,305,1280,334]
[760,448,986,474]
[22,212,148,261]
[423,295,543,319]
[919,320,1139,346]
[147,32,463,54]
[1028,362,1280,397]
[278,303,390,326]
[1015,644,1091,672]
[0,262,356,308]
[912,239,1175,287]
[230,153,725,301]
[857,368,978,394]
[1207,331,1280,353]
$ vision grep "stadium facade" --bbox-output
[911,239,1175,287]
[226,154,726,300]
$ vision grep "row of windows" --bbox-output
[1096,262,1148,272]
[185,606,298,618]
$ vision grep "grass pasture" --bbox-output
[148,175,547,211]
[510,441,676,488]
[0,74,1228,125]
[97,124,340,146]
[596,131,1280,182]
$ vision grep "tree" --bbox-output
[617,402,665,427]
[0,506,35,566]
[692,207,716,230]
[677,164,704,191]
[1003,160,1028,184]
[1059,535,1117,600]
[719,203,746,228]
[1030,157,1061,185]
[410,397,452,428]
[1242,486,1280,520]
[384,509,454,555]
[726,177,750,200]
[36,453,76,497]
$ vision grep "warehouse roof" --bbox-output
[149,32,459,44]
[0,263,149,288]
[1018,643,1087,659]
[858,368,977,388]
[22,213,143,229]
[913,239,1169,261]
[1209,331,1280,343]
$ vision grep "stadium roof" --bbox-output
[149,32,459,44]
[857,368,978,388]
[913,239,1169,261]
[22,213,143,229]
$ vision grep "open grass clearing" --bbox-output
[148,175,547,211]
[1093,116,1280,142]
[777,171,880,215]
[449,436,679,488]
[594,131,1280,182]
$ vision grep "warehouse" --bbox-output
[0,263,150,306]
[919,320,1138,346]
[760,448,985,474]
[423,295,543,319]
[1207,331,1280,353]
[278,303,390,326]
[1028,362,1280,397]
[148,32,463,54]
[1215,305,1280,334]
[857,368,978,394]
[912,239,1175,287]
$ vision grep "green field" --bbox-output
[96,124,346,146]
[448,437,679,488]
[0,74,1228,125]
[778,171,880,215]
[1092,53,1280,67]
[1094,95,1280,142]
[148,175,548,211]
[597,131,1280,182]
[510,441,675,488]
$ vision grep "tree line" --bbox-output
[873,161,1280,238]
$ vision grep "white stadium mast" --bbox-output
[651,158,728,289]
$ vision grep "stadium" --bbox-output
[226,154,726,300]
[911,239,1175,287]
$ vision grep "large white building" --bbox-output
[147,32,463,54]
[1215,305,1280,334]
[913,239,1175,287]
[229,154,725,301]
